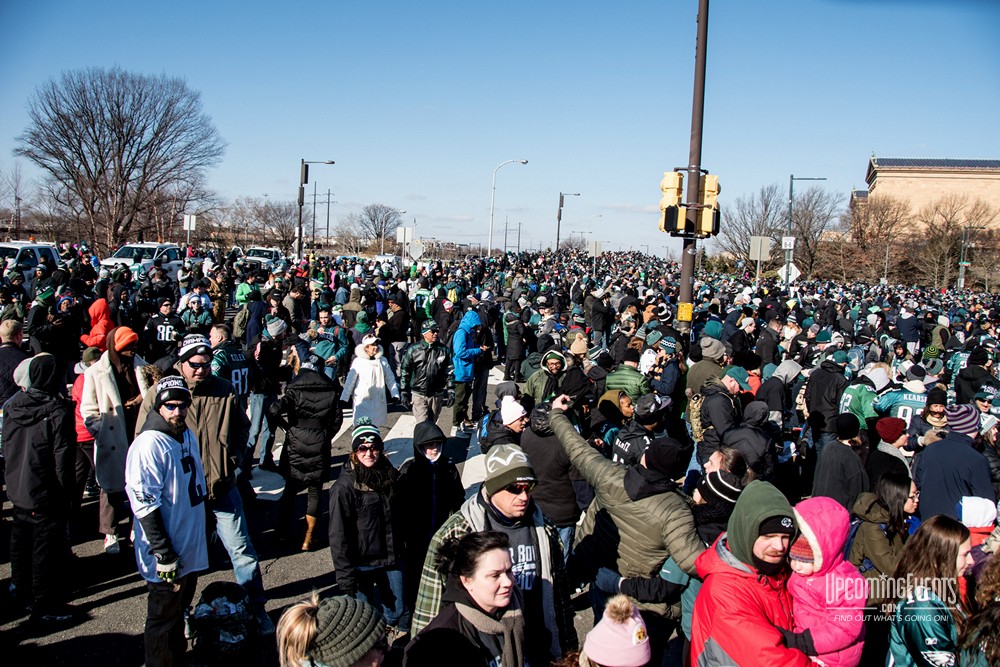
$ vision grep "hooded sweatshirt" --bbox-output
[452,310,483,383]
[691,481,810,667]
[81,298,115,350]
[787,497,867,667]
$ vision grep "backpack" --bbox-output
[232,304,250,340]
[843,516,886,574]
[687,392,707,443]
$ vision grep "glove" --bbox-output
[594,567,622,594]
[400,393,412,411]
[156,555,180,583]
[777,627,817,655]
[443,392,455,408]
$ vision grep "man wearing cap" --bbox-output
[612,393,669,467]
[803,349,849,456]
[549,393,702,664]
[81,326,151,554]
[399,319,455,424]
[605,348,652,404]
[412,443,577,663]
[691,480,808,666]
[136,334,271,634]
[697,367,751,465]
[247,315,289,471]
[25,285,61,357]
[914,403,995,521]
[757,312,784,367]
[376,292,410,375]
[142,298,185,364]
[125,376,208,667]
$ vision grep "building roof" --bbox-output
[867,157,1000,185]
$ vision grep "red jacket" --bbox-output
[691,535,811,666]
[80,299,114,351]
[71,372,93,444]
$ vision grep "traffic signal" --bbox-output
[659,171,685,234]
[696,174,721,238]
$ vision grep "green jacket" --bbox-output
[234,281,259,305]
[524,368,563,405]
[604,364,652,403]
[849,492,906,605]
[550,409,704,619]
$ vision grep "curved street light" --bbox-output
[298,159,335,258]
[488,159,528,256]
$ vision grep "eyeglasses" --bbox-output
[162,402,190,412]
[908,491,921,500]
[356,444,383,455]
[503,482,536,496]
[186,361,211,369]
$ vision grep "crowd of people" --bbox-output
[4,242,1000,666]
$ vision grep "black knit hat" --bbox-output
[152,376,191,412]
[835,413,861,440]
[310,595,386,667]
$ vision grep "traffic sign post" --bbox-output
[183,214,197,246]
[777,262,801,285]
[407,239,425,261]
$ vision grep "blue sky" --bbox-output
[1,0,998,255]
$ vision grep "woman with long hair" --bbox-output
[329,418,410,643]
[403,531,525,667]
[887,515,974,667]
[850,471,918,583]
[958,553,1000,667]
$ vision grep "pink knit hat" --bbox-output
[583,595,650,667]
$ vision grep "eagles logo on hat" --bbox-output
[178,334,211,363]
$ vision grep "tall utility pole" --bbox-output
[676,0,711,334]
[785,175,825,290]
[326,189,332,249]
[311,181,318,249]
[517,222,522,253]
[556,192,580,250]
[504,216,509,254]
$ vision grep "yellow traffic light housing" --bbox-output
[696,174,721,238]
[659,171,686,234]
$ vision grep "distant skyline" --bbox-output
[1,0,998,255]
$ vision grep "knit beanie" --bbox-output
[788,535,815,564]
[703,320,723,340]
[583,595,651,667]
[700,337,725,362]
[697,470,743,505]
[499,396,527,425]
[875,417,907,445]
[643,436,691,480]
[923,345,942,360]
[946,403,981,436]
[178,334,211,363]
[265,315,288,339]
[309,595,386,667]
[622,348,641,364]
[483,444,537,497]
[926,386,948,406]
[351,417,383,451]
[758,514,797,538]
[969,347,989,367]
[152,375,191,411]
[835,413,861,440]
[113,326,139,352]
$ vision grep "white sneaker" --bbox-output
[103,534,120,554]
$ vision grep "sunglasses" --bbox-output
[162,402,190,412]
[186,361,211,369]
[503,481,536,496]
[356,444,383,455]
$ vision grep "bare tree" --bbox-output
[352,204,403,249]
[15,67,225,252]
[716,183,785,268]
[845,194,911,283]
[791,186,842,278]
[912,195,999,289]
[333,215,369,255]
[255,199,300,255]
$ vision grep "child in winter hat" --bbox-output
[580,595,650,667]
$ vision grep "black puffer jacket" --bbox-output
[482,411,521,453]
[504,310,527,361]
[398,422,465,555]
[269,367,343,484]
[804,359,848,434]
[3,360,76,513]
[698,381,742,463]
[955,364,1000,405]
[0,343,29,405]
[399,339,455,396]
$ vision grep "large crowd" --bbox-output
[4,243,1000,667]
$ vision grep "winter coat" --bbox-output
[896,312,921,343]
[804,360,848,434]
[3,384,76,513]
[721,401,775,479]
[80,351,151,492]
[399,339,454,397]
[756,359,801,427]
[604,364,651,403]
[269,368,343,485]
[328,458,403,594]
[137,367,251,501]
[520,422,580,528]
[341,343,399,427]
[955,364,1000,405]
[984,442,1000,499]
[524,367,564,406]
[913,430,995,521]
[0,343,29,406]
[590,297,613,332]
[504,310,527,361]
[397,422,465,562]
[80,299,115,350]
[690,482,810,667]
[849,492,907,601]
[756,326,781,367]
[550,408,704,620]
[812,441,869,511]
[451,310,482,383]
[686,357,723,395]
[698,381,741,463]
[788,497,866,667]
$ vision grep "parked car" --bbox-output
[0,241,63,282]
[100,243,196,281]
[243,247,282,273]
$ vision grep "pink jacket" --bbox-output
[788,496,867,667]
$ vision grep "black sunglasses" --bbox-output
[504,481,536,495]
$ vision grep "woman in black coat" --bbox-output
[503,305,526,382]
[269,353,342,550]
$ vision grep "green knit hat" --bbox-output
[310,595,386,667]
[726,481,795,568]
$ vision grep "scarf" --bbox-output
[452,580,526,667]
[877,440,911,471]
[352,456,398,496]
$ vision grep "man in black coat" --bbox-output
[955,346,1000,405]
[804,349,849,456]
[4,354,76,622]
[812,413,869,510]
[756,312,783,367]
[0,320,29,405]
[590,289,614,351]
[697,367,751,465]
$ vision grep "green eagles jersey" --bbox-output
[874,389,927,428]
[212,341,251,399]
[839,383,879,429]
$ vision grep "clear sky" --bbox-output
[1,0,998,255]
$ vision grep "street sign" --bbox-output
[588,240,602,258]
[781,236,795,251]
[183,214,197,231]
[777,262,801,284]
[406,239,425,261]
[749,236,772,262]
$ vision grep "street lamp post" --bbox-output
[488,159,528,256]
[958,225,987,290]
[556,192,580,250]
[297,159,335,259]
[785,174,826,291]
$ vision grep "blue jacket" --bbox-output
[451,310,482,383]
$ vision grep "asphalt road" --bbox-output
[0,364,595,666]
